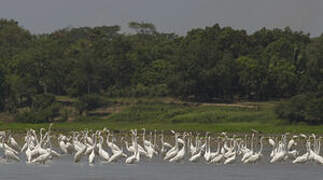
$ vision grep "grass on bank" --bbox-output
[1,122,323,134]
[107,100,281,124]
[0,97,322,134]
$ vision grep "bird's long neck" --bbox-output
[33,131,39,145]
[317,139,321,154]
[106,134,111,144]
[1,138,5,150]
[216,141,221,153]
[233,139,237,152]
[283,135,288,152]
[187,136,191,147]
[306,140,310,153]
[181,136,186,151]
[258,137,264,154]
[142,129,146,142]
[135,137,138,152]
[208,137,211,153]
[153,130,157,148]
[27,138,31,150]
[251,133,254,151]
[92,136,97,148]
[135,137,140,160]
[149,132,153,144]
[161,134,164,144]
[100,136,104,146]
[40,129,43,143]
[205,136,208,152]
[125,140,129,150]
[47,135,52,149]
[195,135,198,147]
[313,137,320,154]
[204,134,208,147]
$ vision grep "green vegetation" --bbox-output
[14,94,61,123]
[276,93,323,124]
[108,101,279,124]
[2,120,323,134]
[0,18,322,126]
[1,99,322,134]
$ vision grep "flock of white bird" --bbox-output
[0,124,322,166]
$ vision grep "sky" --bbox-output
[0,0,322,36]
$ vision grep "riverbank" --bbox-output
[0,97,322,134]
[1,121,323,134]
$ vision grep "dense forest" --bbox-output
[0,19,322,124]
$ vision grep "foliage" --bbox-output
[108,101,281,125]
[0,18,321,124]
[15,94,61,123]
[0,70,5,110]
[275,93,323,124]
[15,102,61,123]
[74,94,108,115]
[31,94,56,110]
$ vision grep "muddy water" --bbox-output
[0,157,321,180]
[1,133,322,180]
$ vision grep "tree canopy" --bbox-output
[0,18,322,123]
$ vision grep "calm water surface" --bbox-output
[0,156,321,180]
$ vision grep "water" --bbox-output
[0,157,321,180]
[1,133,322,180]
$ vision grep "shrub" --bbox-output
[16,94,62,123]
[275,93,323,124]
[74,116,99,122]
[105,84,169,97]
[74,94,109,115]
[15,103,61,123]
[32,94,56,110]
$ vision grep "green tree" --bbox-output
[0,69,5,110]
[66,39,101,96]
[128,21,156,35]
[237,56,269,99]
[301,35,323,93]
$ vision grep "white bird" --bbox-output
[74,146,86,163]
[98,136,110,161]
[287,136,297,151]
[88,148,96,165]
[203,136,211,162]
[108,149,124,163]
[268,137,276,148]
[293,141,310,164]
[189,133,199,156]
[243,136,264,163]
[224,139,237,165]
[224,152,236,165]
[270,136,288,163]
[209,139,223,163]
[9,135,20,151]
[169,134,186,162]
[58,136,69,154]
[106,133,123,154]
[126,136,140,164]
[2,138,20,161]
[164,133,179,160]
[189,149,201,162]
[210,153,224,163]
[241,134,255,162]
[31,149,52,164]
[160,131,172,154]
